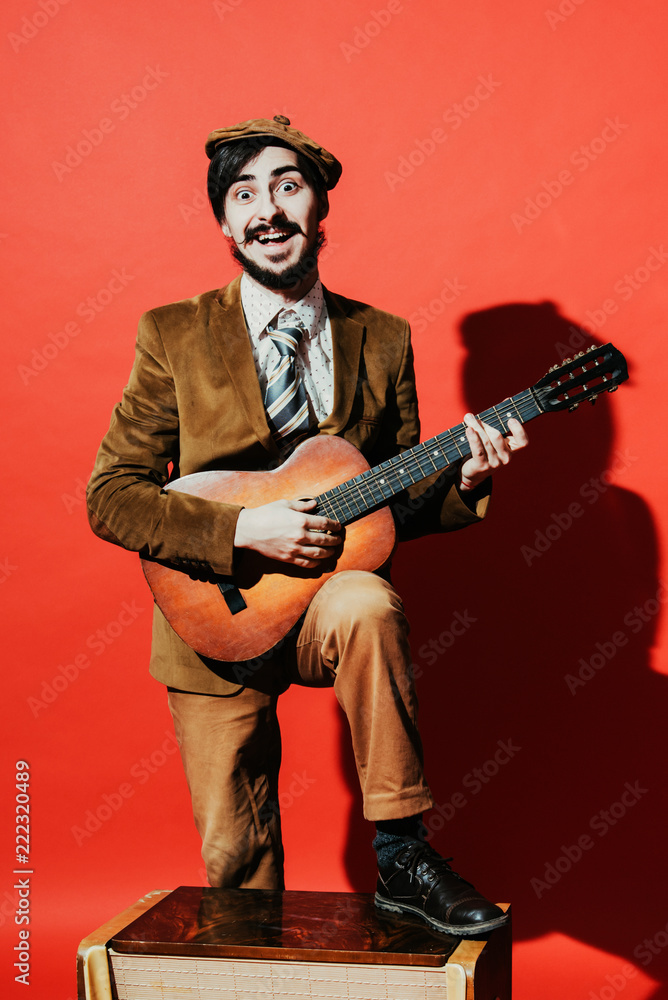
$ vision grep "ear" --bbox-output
[317,191,330,223]
[221,219,231,238]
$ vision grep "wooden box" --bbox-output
[77,887,511,1000]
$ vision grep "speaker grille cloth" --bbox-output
[109,952,465,1000]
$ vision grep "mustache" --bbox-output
[230,227,326,292]
[242,219,304,246]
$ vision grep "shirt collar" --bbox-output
[241,272,325,341]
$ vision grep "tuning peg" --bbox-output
[568,402,580,411]
[563,357,572,364]
[590,395,597,405]
[608,385,618,392]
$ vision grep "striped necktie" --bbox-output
[264,323,310,448]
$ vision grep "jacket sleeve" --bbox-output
[86,311,242,577]
[384,321,491,542]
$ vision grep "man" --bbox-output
[87,116,527,936]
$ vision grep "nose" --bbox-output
[254,185,280,222]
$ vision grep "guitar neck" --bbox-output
[315,387,543,526]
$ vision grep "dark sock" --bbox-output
[373,814,427,869]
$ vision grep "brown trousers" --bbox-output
[167,570,434,888]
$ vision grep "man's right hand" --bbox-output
[233,499,342,569]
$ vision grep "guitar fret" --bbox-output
[521,389,538,418]
[359,471,380,507]
[351,479,369,513]
[429,441,446,465]
[413,443,437,477]
[434,432,460,465]
[330,484,354,521]
[505,395,524,424]
[477,406,499,434]
[371,463,395,501]
[490,404,505,433]
[448,425,467,458]
[398,461,417,484]
[317,497,336,519]
[360,475,380,512]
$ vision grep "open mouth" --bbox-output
[249,227,298,247]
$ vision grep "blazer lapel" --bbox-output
[319,287,364,436]
[209,276,279,457]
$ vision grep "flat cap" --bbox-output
[205,115,342,190]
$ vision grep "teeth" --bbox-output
[257,231,290,244]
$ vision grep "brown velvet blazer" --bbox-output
[87,276,489,695]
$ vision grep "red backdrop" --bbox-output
[2,1,667,998]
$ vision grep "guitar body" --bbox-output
[141,435,397,661]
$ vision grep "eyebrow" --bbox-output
[232,165,304,184]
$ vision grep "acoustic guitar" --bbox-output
[141,343,628,661]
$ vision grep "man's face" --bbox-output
[221,145,328,292]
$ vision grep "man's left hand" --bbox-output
[458,413,528,491]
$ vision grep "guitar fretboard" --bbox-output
[315,388,542,525]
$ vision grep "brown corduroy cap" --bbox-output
[205,115,342,190]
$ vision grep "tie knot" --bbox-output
[269,324,303,357]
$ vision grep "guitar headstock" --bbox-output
[533,343,629,413]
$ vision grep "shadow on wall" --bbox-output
[338,301,666,994]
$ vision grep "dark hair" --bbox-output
[207,136,326,225]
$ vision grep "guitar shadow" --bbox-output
[338,301,667,995]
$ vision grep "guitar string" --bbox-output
[317,403,540,518]
[316,391,542,521]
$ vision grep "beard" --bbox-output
[230,227,326,292]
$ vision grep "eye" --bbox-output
[233,187,254,202]
[278,179,299,193]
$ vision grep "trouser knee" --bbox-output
[319,570,407,634]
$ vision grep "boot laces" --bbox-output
[401,843,469,884]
